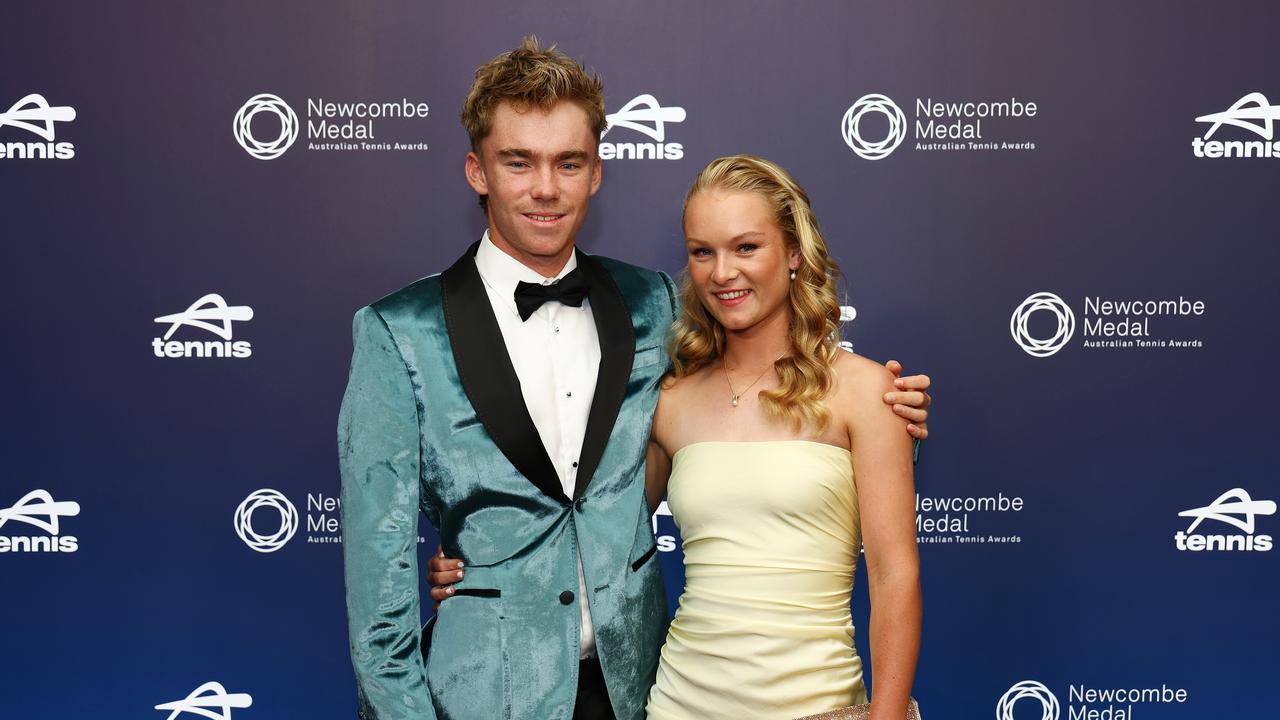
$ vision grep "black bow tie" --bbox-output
[513,266,591,321]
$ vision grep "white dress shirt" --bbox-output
[473,232,601,659]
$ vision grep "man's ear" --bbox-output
[588,155,603,196]
[465,151,488,196]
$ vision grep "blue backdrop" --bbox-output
[3,1,1277,718]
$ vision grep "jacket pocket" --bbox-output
[631,544,658,571]
[426,595,509,718]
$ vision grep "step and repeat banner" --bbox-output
[3,2,1277,718]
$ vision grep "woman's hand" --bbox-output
[427,546,464,611]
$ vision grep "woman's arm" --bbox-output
[646,383,676,513]
[645,439,671,514]
[842,356,921,720]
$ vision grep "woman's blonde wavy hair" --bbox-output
[669,154,843,432]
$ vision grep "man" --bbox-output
[339,39,932,720]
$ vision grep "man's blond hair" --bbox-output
[461,37,607,153]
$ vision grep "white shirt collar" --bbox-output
[474,230,580,303]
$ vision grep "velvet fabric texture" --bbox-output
[340,244,675,720]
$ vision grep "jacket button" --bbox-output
[575,498,585,511]
[559,590,575,605]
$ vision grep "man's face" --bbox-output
[466,100,602,276]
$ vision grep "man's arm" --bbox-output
[339,306,437,720]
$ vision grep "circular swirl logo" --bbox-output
[1010,292,1075,358]
[997,680,1059,720]
[842,94,906,160]
[234,489,298,553]
[233,94,298,160]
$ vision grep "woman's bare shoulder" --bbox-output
[831,350,908,446]
[831,349,895,396]
[824,348,896,415]
[655,365,714,451]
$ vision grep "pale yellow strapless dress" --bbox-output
[646,440,867,720]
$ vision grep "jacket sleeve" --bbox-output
[338,306,437,720]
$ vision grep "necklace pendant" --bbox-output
[731,395,739,407]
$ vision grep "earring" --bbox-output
[789,270,796,281]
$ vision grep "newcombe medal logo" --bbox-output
[841,94,907,160]
[997,681,1060,720]
[1011,291,1207,354]
[1010,292,1075,357]
[234,489,299,553]
[841,93,1038,157]
[233,93,299,159]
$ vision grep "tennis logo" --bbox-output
[600,94,686,160]
[997,681,1059,720]
[234,489,299,553]
[153,293,254,359]
[842,94,907,160]
[155,681,253,720]
[1192,91,1280,159]
[0,92,76,160]
[0,489,80,553]
[234,93,299,160]
[1010,292,1075,358]
[1175,488,1275,552]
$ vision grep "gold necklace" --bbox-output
[723,356,783,407]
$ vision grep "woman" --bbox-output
[643,155,920,720]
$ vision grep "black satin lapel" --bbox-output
[441,243,568,505]
[575,254,636,500]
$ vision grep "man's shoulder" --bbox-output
[586,254,673,299]
[366,273,444,322]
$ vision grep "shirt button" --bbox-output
[559,590,575,605]
[572,461,578,468]
[554,326,560,333]
[566,391,572,398]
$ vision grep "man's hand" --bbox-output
[427,546,464,611]
[884,360,931,440]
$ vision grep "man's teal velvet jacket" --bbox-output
[339,243,675,720]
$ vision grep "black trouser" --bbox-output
[572,657,616,720]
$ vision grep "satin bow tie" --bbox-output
[513,267,591,321]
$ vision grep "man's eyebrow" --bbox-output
[492,148,590,162]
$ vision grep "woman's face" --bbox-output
[683,188,801,334]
